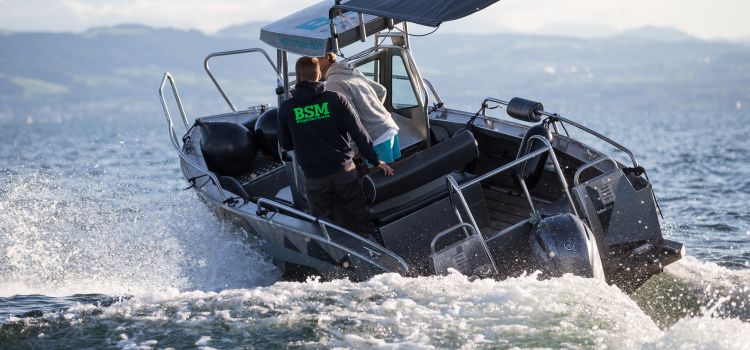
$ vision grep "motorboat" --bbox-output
[158,0,684,292]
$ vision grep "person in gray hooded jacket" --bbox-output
[318,53,401,165]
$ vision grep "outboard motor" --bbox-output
[254,107,280,160]
[198,121,257,176]
[530,213,605,280]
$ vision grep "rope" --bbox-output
[182,174,208,190]
[394,24,440,37]
[223,196,248,208]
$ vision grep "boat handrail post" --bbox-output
[446,176,499,274]
[528,135,580,217]
[159,72,189,129]
[423,78,444,107]
[159,72,228,203]
[479,97,640,169]
[328,12,340,54]
[203,48,282,113]
[430,223,476,255]
[517,178,537,213]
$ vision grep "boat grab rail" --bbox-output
[159,72,228,203]
[255,197,410,273]
[459,135,580,217]
[574,156,619,186]
[423,78,444,107]
[446,176,499,274]
[430,223,477,255]
[480,97,639,169]
[204,48,283,113]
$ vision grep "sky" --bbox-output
[0,0,749,41]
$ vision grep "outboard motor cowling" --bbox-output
[530,213,605,280]
[198,121,257,176]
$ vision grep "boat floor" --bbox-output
[481,186,549,234]
[237,153,284,187]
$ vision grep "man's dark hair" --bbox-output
[296,57,320,82]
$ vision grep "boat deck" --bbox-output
[237,153,284,187]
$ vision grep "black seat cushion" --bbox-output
[369,171,475,226]
[363,130,479,205]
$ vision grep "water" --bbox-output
[0,98,749,348]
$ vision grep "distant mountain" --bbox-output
[617,26,696,42]
[83,24,160,36]
[0,24,276,113]
[1,23,749,120]
[534,23,618,39]
[215,21,268,39]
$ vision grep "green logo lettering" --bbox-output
[294,102,332,124]
[304,105,314,118]
[313,102,329,117]
[293,107,305,121]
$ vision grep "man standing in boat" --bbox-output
[318,53,401,166]
[277,57,394,237]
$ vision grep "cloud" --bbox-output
[59,0,310,33]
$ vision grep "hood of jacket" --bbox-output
[292,81,326,103]
[325,61,359,80]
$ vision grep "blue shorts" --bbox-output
[368,134,401,166]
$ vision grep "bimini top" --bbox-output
[333,0,499,28]
[260,0,499,56]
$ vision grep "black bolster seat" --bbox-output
[363,131,480,225]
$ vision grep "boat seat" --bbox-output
[368,171,475,225]
[363,131,480,225]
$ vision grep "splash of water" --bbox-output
[0,170,278,297]
[3,272,749,349]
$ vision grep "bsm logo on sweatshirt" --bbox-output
[293,102,330,124]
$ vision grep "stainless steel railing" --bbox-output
[159,72,227,203]
[440,135,582,274]
[480,97,640,169]
[458,135,579,217]
[204,48,283,113]
[445,176,499,274]
[423,78,444,106]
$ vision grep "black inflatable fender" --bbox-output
[254,107,280,160]
[507,97,544,123]
[530,213,605,280]
[198,121,257,176]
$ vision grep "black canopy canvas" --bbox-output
[333,0,500,27]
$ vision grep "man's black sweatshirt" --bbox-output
[277,81,380,179]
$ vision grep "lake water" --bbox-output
[0,93,748,349]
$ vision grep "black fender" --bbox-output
[198,121,257,176]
